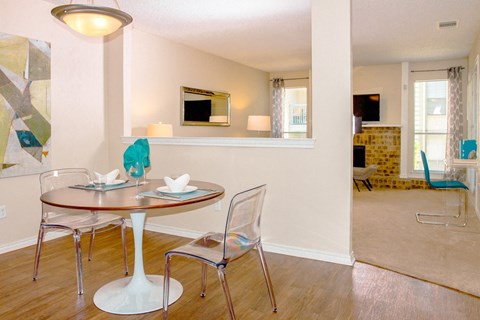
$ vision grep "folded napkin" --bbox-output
[164,173,190,192]
[94,169,119,184]
[123,138,150,172]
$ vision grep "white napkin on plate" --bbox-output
[164,174,190,192]
[94,169,119,184]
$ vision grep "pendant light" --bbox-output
[51,0,133,37]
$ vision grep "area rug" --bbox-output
[353,189,480,297]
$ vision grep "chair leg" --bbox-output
[73,231,84,295]
[217,265,236,320]
[353,179,360,192]
[33,226,45,280]
[362,180,372,191]
[256,242,278,312]
[366,179,373,189]
[88,228,95,261]
[121,219,129,275]
[163,254,172,320]
[200,262,207,297]
[415,189,468,227]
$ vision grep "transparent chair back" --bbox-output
[34,168,128,295]
[222,184,266,262]
[163,184,276,320]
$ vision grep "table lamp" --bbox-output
[147,122,173,137]
[209,116,228,123]
[247,115,271,132]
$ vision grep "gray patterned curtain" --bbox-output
[445,67,464,175]
[271,78,284,138]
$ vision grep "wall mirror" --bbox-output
[181,86,231,126]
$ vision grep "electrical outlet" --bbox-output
[214,201,221,211]
[0,205,6,219]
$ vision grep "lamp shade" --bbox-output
[51,4,133,37]
[209,115,228,123]
[147,123,173,137]
[247,115,271,131]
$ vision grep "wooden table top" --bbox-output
[40,179,224,212]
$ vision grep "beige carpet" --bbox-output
[353,189,480,297]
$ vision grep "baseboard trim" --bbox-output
[262,242,355,266]
[0,231,69,254]
[138,221,355,266]
[1,223,356,267]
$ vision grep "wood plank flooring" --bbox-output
[0,229,479,320]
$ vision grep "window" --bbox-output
[283,87,307,138]
[413,80,448,172]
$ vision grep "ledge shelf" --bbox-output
[361,123,402,128]
[122,136,316,149]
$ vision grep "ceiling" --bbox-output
[45,0,480,72]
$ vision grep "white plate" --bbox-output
[156,185,198,194]
[94,179,126,186]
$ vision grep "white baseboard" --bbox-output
[0,231,69,254]
[1,223,356,267]
[262,242,355,266]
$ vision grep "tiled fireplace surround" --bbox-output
[353,126,428,190]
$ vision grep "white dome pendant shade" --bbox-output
[51,1,133,37]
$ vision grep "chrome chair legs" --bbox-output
[217,265,235,320]
[73,232,84,295]
[163,243,277,320]
[33,218,129,295]
[257,243,277,312]
[32,227,45,282]
[416,189,468,227]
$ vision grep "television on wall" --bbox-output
[184,100,212,122]
[353,94,380,122]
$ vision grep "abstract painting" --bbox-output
[0,32,51,178]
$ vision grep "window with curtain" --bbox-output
[413,79,448,172]
[283,87,308,138]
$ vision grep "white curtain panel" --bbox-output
[271,78,284,138]
[446,67,464,176]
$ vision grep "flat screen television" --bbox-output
[353,94,380,122]
[184,100,212,122]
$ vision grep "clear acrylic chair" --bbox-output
[416,151,469,227]
[33,168,129,295]
[163,184,277,320]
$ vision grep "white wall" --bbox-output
[127,29,270,138]
[353,64,402,124]
[106,1,354,264]
[0,0,107,249]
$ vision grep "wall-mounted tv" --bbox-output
[353,94,380,122]
[184,100,212,122]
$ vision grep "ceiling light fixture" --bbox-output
[51,0,133,37]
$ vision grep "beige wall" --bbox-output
[353,64,402,124]
[0,0,354,265]
[105,0,354,264]
[0,0,107,248]
[127,29,270,138]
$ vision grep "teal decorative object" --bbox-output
[123,138,150,172]
[134,138,150,167]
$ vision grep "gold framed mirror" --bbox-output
[181,86,231,126]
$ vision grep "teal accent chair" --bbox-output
[416,151,469,227]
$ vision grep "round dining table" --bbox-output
[40,179,224,315]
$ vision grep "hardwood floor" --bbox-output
[1,229,479,320]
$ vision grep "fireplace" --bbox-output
[353,145,366,168]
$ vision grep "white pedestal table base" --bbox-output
[93,275,182,314]
[93,211,182,314]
